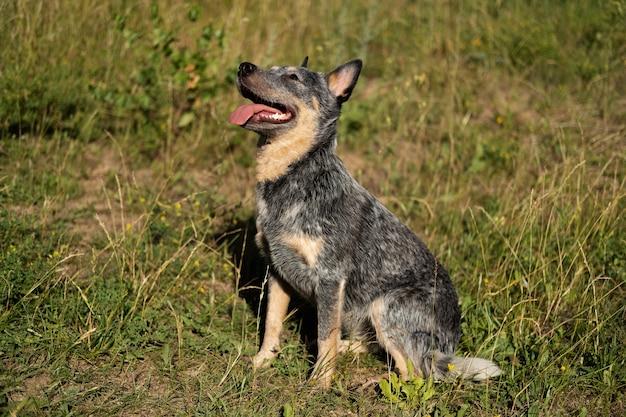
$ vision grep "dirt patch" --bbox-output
[7,371,53,403]
[65,143,150,244]
[469,74,544,130]
[5,204,37,217]
[188,161,256,212]
[551,386,625,417]
[67,357,187,416]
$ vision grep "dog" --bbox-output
[228,57,501,388]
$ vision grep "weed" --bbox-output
[90,2,230,143]
[379,367,472,416]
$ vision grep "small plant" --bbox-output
[378,363,470,416]
[90,2,229,142]
[379,362,436,411]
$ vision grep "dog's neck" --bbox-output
[255,131,312,182]
[255,105,340,183]
[255,129,340,182]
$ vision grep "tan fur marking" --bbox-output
[339,339,368,354]
[252,278,291,369]
[256,100,317,182]
[262,278,291,344]
[281,233,323,267]
[327,73,339,93]
[370,298,411,379]
[255,231,264,249]
[316,331,339,366]
[312,97,320,112]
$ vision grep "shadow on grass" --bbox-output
[214,217,317,357]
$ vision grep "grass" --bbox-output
[1,0,625,415]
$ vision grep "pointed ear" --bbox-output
[301,56,309,68]
[326,59,362,104]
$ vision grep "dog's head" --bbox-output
[229,57,362,141]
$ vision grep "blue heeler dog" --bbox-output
[229,57,501,388]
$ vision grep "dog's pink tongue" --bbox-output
[229,103,280,125]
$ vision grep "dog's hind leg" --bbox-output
[369,298,411,379]
[370,293,500,381]
[253,276,291,369]
[311,279,346,389]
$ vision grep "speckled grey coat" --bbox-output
[229,58,501,387]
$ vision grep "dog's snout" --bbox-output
[238,62,257,77]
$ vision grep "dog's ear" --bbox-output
[326,59,362,104]
[301,56,309,68]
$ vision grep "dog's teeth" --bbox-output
[259,111,290,122]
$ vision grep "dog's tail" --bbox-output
[426,351,502,381]
[371,296,501,382]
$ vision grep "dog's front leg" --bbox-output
[311,279,346,389]
[253,275,291,369]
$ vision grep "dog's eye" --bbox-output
[289,73,300,82]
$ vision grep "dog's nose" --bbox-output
[238,62,257,77]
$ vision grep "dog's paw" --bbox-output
[310,371,333,390]
[310,361,335,389]
[252,349,276,369]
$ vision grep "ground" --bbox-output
[1,1,625,416]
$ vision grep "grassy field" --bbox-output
[1,0,625,415]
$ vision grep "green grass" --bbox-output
[1,0,625,415]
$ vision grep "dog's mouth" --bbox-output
[229,84,294,126]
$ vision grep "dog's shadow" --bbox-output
[214,218,317,357]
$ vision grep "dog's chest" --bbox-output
[257,191,324,254]
[255,193,325,298]
[255,194,312,238]
[255,175,314,228]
